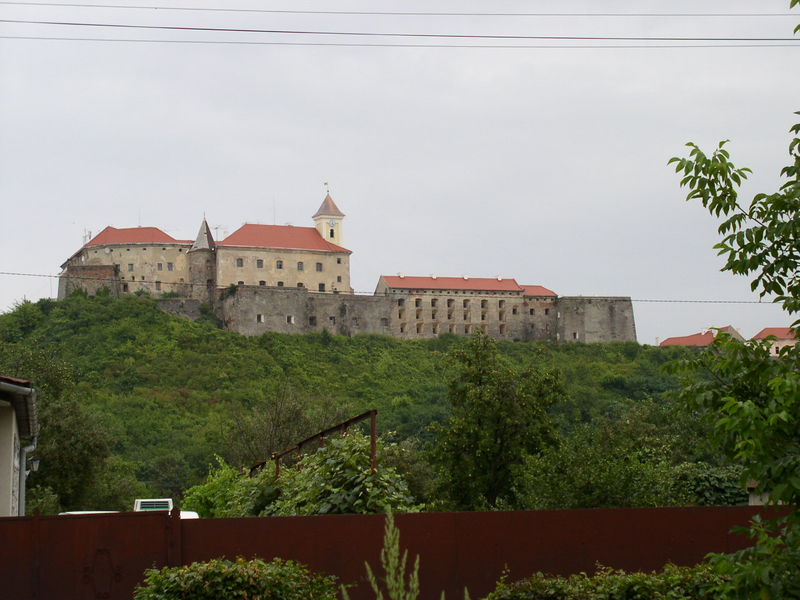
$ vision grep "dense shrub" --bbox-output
[134,557,338,600]
[485,564,726,600]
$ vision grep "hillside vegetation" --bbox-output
[0,292,716,510]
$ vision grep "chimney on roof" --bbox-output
[463,276,469,280]
[398,273,404,279]
[432,275,437,280]
[497,276,502,280]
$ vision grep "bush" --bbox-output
[134,557,338,600]
[485,563,726,600]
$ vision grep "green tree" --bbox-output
[428,331,564,510]
[183,433,418,517]
[668,55,799,596]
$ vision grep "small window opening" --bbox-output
[316,262,323,272]
[318,283,326,292]
[276,260,283,270]
[277,281,284,287]
[309,316,317,326]
[259,280,266,286]
[380,317,389,327]
[297,261,304,271]
[416,323,423,333]
[415,298,422,307]
[256,259,263,268]
[329,316,336,325]
[236,258,244,267]
[287,315,295,324]
[157,263,163,271]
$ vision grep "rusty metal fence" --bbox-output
[0,506,780,600]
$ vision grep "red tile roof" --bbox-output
[219,224,350,253]
[660,326,742,347]
[752,327,796,340]
[522,285,557,297]
[659,331,716,347]
[85,226,189,247]
[380,276,524,292]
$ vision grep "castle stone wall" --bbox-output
[221,286,393,337]
[58,265,120,299]
[556,297,637,343]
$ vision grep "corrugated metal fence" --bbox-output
[0,506,777,600]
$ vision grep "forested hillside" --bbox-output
[0,292,727,512]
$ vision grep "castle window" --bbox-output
[432,324,439,335]
[309,316,317,326]
[447,299,454,308]
[236,258,244,267]
[157,263,163,271]
[529,308,535,315]
[380,317,389,327]
[400,323,406,333]
[499,300,506,308]
[256,314,264,323]
[297,282,304,288]
[206,279,213,287]
[329,228,335,238]
[297,261,304,271]
[431,299,438,307]
[399,309,405,319]
[337,275,342,283]
[481,312,487,321]
[416,323,423,334]
[277,281,284,287]
[318,283,326,292]
[481,300,488,309]
[287,315,295,324]
[545,308,550,315]
[463,300,469,308]
[167,262,174,271]
[259,281,266,286]
[512,307,518,315]
[398,299,405,307]
[500,324,507,335]
[127,264,133,272]
[447,311,454,320]
[237,281,244,285]
[336,257,342,264]
[140,276,145,280]
[316,262,323,272]
[276,260,283,270]
[415,298,422,307]
[256,259,264,268]
[499,311,505,321]
[463,311,469,320]
[465,325,472,334]
[329,316,336,324]
[155,281,161,291]
[352,317,359,326]
[122,284,129,292]
[415,309,422,320]
[432,310,438,320]
[448,324,454,333]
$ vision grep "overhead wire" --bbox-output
[2,18,798,42]
[0,2,796,18]
[0,271,782,304]
[2,35,796,48]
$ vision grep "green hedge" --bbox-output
[485,564,726,600]
[134,557,338,600]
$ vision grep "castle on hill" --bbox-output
[59,195,636,343]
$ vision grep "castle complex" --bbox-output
[59,195,637,343]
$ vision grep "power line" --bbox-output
[0,271,782,304]
[2,18,799,42]
[0,2,796,19]
[3,34,796,49]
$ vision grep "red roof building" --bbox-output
[752,327,796,341]
[660,326,743,347]
[378,275,524,293]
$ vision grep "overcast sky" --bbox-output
[1,0,798,344]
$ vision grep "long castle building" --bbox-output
[59,195,637,343]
